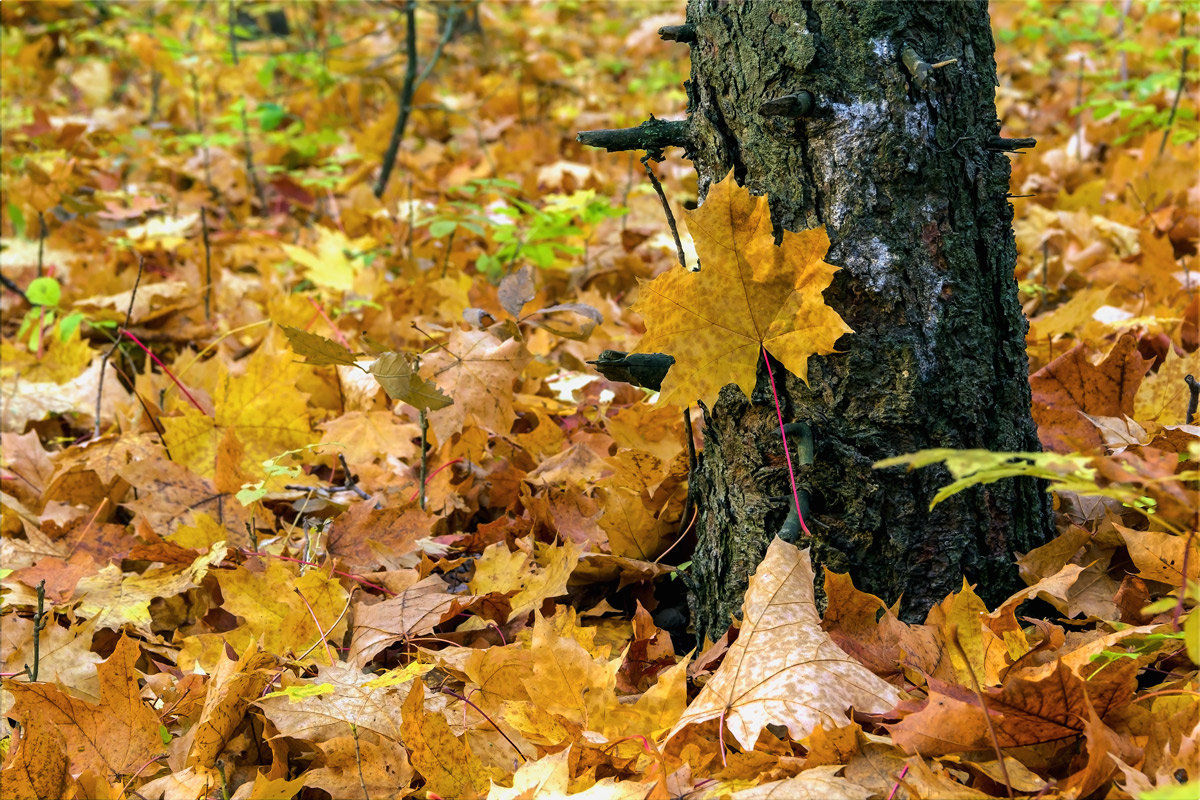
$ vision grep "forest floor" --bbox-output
[0,2,1197,799]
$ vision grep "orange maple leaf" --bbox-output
[632,170,852,408]
[1030,332,1152,453]
[6,635,167,779]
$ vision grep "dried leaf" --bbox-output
[669,540,900,749]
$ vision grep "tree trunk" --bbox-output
[672,0,1054,642]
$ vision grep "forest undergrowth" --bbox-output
[0,2,1197,799]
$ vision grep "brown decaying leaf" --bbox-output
[421,328,532,444]
[5,635,167,779]
[888,658,1138,756]
[1030,332,1152,452]
[348,575,471,667]
[669,539,901,749]
[185,640,278,769]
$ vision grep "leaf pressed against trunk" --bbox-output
[632,171,852,408]
[668,539,901,749]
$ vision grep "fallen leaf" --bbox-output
[1031,332,1152,452]
[422,328,531,444]
[186,640,279,769]
[401,679,493,800]
[668,539,901,749]
[348,575,470,667]
[5,635,167,778]
[888,658,1137,756]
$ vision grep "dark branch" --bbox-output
[659,24,696,43]
[986,136,1037,152]
[577,116,689,161]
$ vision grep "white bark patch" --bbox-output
[838,236,896,294]
[813,99,889,229]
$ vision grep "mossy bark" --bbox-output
[676,0,1053,642]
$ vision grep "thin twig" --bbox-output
[294,587,353,663]
[0,271,28,302]
[229,0,266,212]
[886,765,910,800]
[36,212,46,277]
[948,625,1014,799]
[122,330,207,414]
[351,723,371,800]
[418,409,428,510]
[95,253,144,439]
[337,453,371,500]
[676,406,696,541]
[190,70,214,192]
[407,458,461,506]
[439,686,527,761]
[1159,9,1190,158]
[375,3,459,198]
[642,156,688,270]
[23,580,47,682]
[201,206,213,319]
[762,348,811,537]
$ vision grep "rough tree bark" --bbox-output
[583,0,1054,643]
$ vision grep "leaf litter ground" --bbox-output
[0,2,1197,799]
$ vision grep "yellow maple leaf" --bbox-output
[468,537,581,622]
[632,170,852,407]
[278,226,377,293]
[160,337,314,487]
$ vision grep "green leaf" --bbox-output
[257,101,288,132]
[428,219,459,237]
[26,276,62,307]
[237,480,268,505]
[58,311,85,341]
[874,449,1097,509]
[261,682,336,702]
[7,202,25,238]
[279,324,361,366]
[1136,780,1200,800]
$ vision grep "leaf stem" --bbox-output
[762,347,810,537]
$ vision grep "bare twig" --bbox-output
[419,408,428,510]
[337,453,371,500]
[0,271,28,302]
[228,0,266,212]
[36,212,46,277]
[439,685,527,762]
[190,70,215,192]
[948,625,1014,799]
[1158,9,1190,158]
[350,723,371,800]
[94,252,144,439]
[374,2,418,199]
[374,3,459,199]
[201,206,213,319]
[23,580,48,682]
[642,156,688,270]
